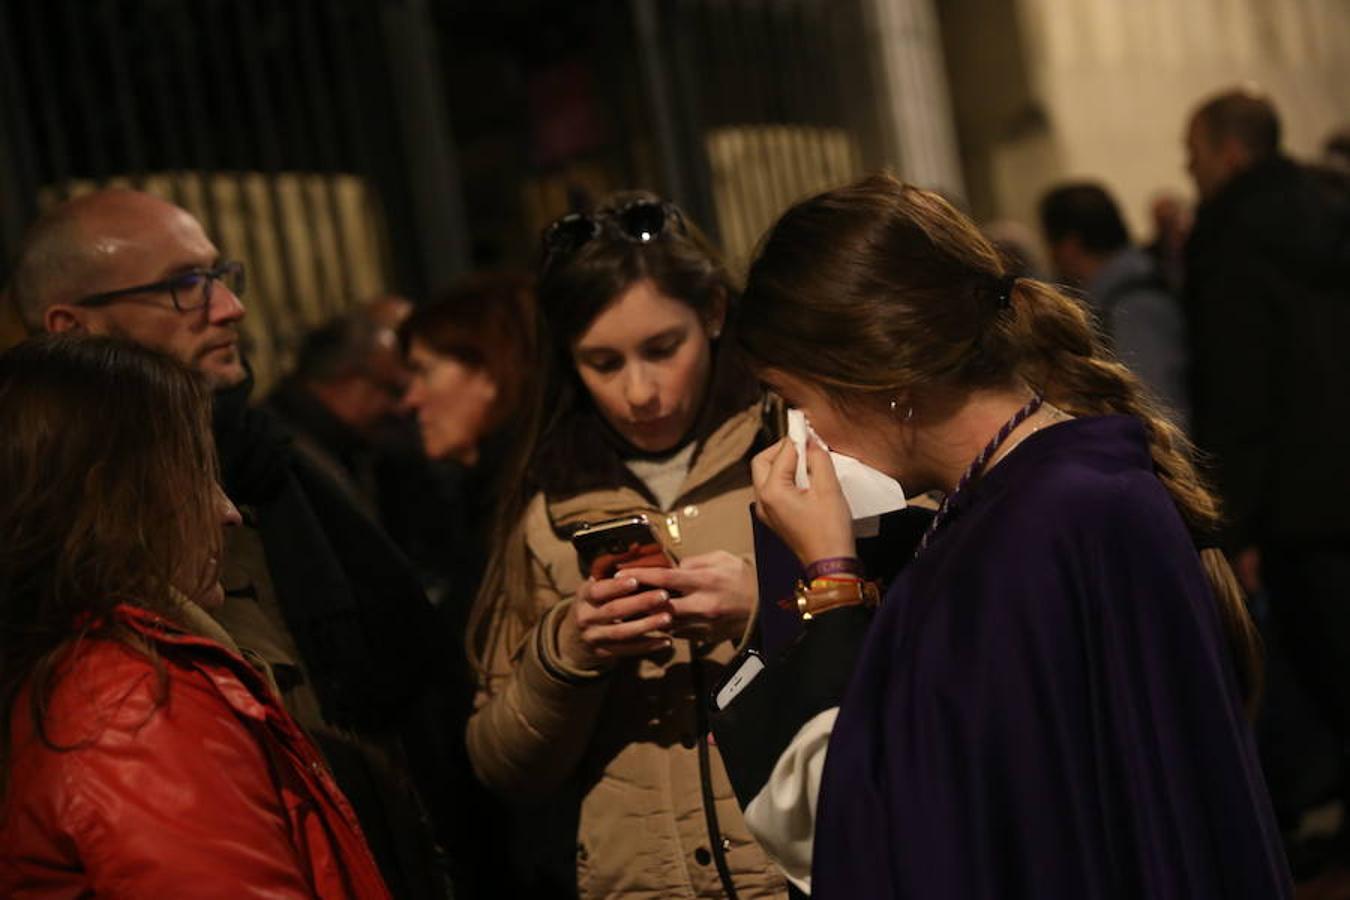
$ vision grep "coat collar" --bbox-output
[111,603,278,723]
[543,399,765,532]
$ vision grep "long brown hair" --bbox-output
[739,173,1262,711]
[466,192,739,676]
[0,335,222,791]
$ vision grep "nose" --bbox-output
[399,378,423,415]
[623,363,659,411]
[208,284,246,325]
[215,484,242,528]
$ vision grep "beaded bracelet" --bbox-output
[804,556,863,582]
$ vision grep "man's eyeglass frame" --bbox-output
[75,260,246,314]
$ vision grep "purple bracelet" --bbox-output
[804,556,863,581]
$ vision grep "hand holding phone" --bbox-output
[556,574,676,671]
[617,550,756,645]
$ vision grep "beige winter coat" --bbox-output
[466,401,787,900]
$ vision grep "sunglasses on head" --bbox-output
[541,199,687,272]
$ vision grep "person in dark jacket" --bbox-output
[6,189,452,898]
[0,335,390,899]
[267,311,408,523]
[1039,181,1191,427]
[715,173,1288,898]
[1184,88,1350,871]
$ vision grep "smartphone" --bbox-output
[571,514,678,580]
[712,649,765,711]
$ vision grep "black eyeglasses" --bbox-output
[541,199,686,271]
[76,260,246,314]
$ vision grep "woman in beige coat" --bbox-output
[465,194,787,899]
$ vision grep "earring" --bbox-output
[890,398,913,422]
[709,327,722,340]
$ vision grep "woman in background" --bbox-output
[397,273,538,898]
[464,194,786,899]
[0,335,389,899]
[739,174,1289,898]
[400,272,538,609]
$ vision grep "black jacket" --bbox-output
[1185,157,1350,550]
[213,373,454,899]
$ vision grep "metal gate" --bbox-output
[0,0,467,387]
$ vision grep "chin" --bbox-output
[203,359,248,390]
[423,435,473,465]
[197,582,226,611]
[626,430,683,454]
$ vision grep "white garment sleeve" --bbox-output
[742,706,839,894]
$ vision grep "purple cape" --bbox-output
[813,416,1290,898]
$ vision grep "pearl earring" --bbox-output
[890,398,913,422]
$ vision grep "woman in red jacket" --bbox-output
[0,335,391,899]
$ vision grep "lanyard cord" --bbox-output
[914,394,1044,559]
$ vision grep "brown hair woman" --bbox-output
[740,174,1289,898]
[0,335,390,898]
[464,194,787,899]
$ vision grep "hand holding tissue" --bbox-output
[787,409,907,537]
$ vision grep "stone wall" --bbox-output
[941,0,1350,241]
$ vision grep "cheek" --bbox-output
[107,312,195,361]
[426,370,495,436]
[804,412,848,451]
[667,343,712,406]
[577,370,624,418]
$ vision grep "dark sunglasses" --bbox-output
[76,260,246,314]
[541,199,687,272]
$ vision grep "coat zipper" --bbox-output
[665,512,683,546]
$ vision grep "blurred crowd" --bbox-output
[1,85,1348,899]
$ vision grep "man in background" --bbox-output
[1039,180,1190,427]
[268,312,407,520]
[1184,87,1350,879]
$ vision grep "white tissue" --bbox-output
[786,409,907,537]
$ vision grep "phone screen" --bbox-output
[572,515,676,580]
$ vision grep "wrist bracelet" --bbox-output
[804,556,863,581]
[788,577,881,621]
[811,574,862,588]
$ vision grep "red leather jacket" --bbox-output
[0,604,391,899]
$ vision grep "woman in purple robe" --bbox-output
[731,174,1291,898]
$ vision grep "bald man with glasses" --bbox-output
[11,190,248,389]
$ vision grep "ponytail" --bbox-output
[738,173,1263,715]
[1008,280,1262,713]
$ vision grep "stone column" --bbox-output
[861,0,967,202]
[858,0,966,201]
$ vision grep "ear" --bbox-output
[44,305,88,334]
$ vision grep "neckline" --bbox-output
[914,413,1154,564]
[915,394,1043,558]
